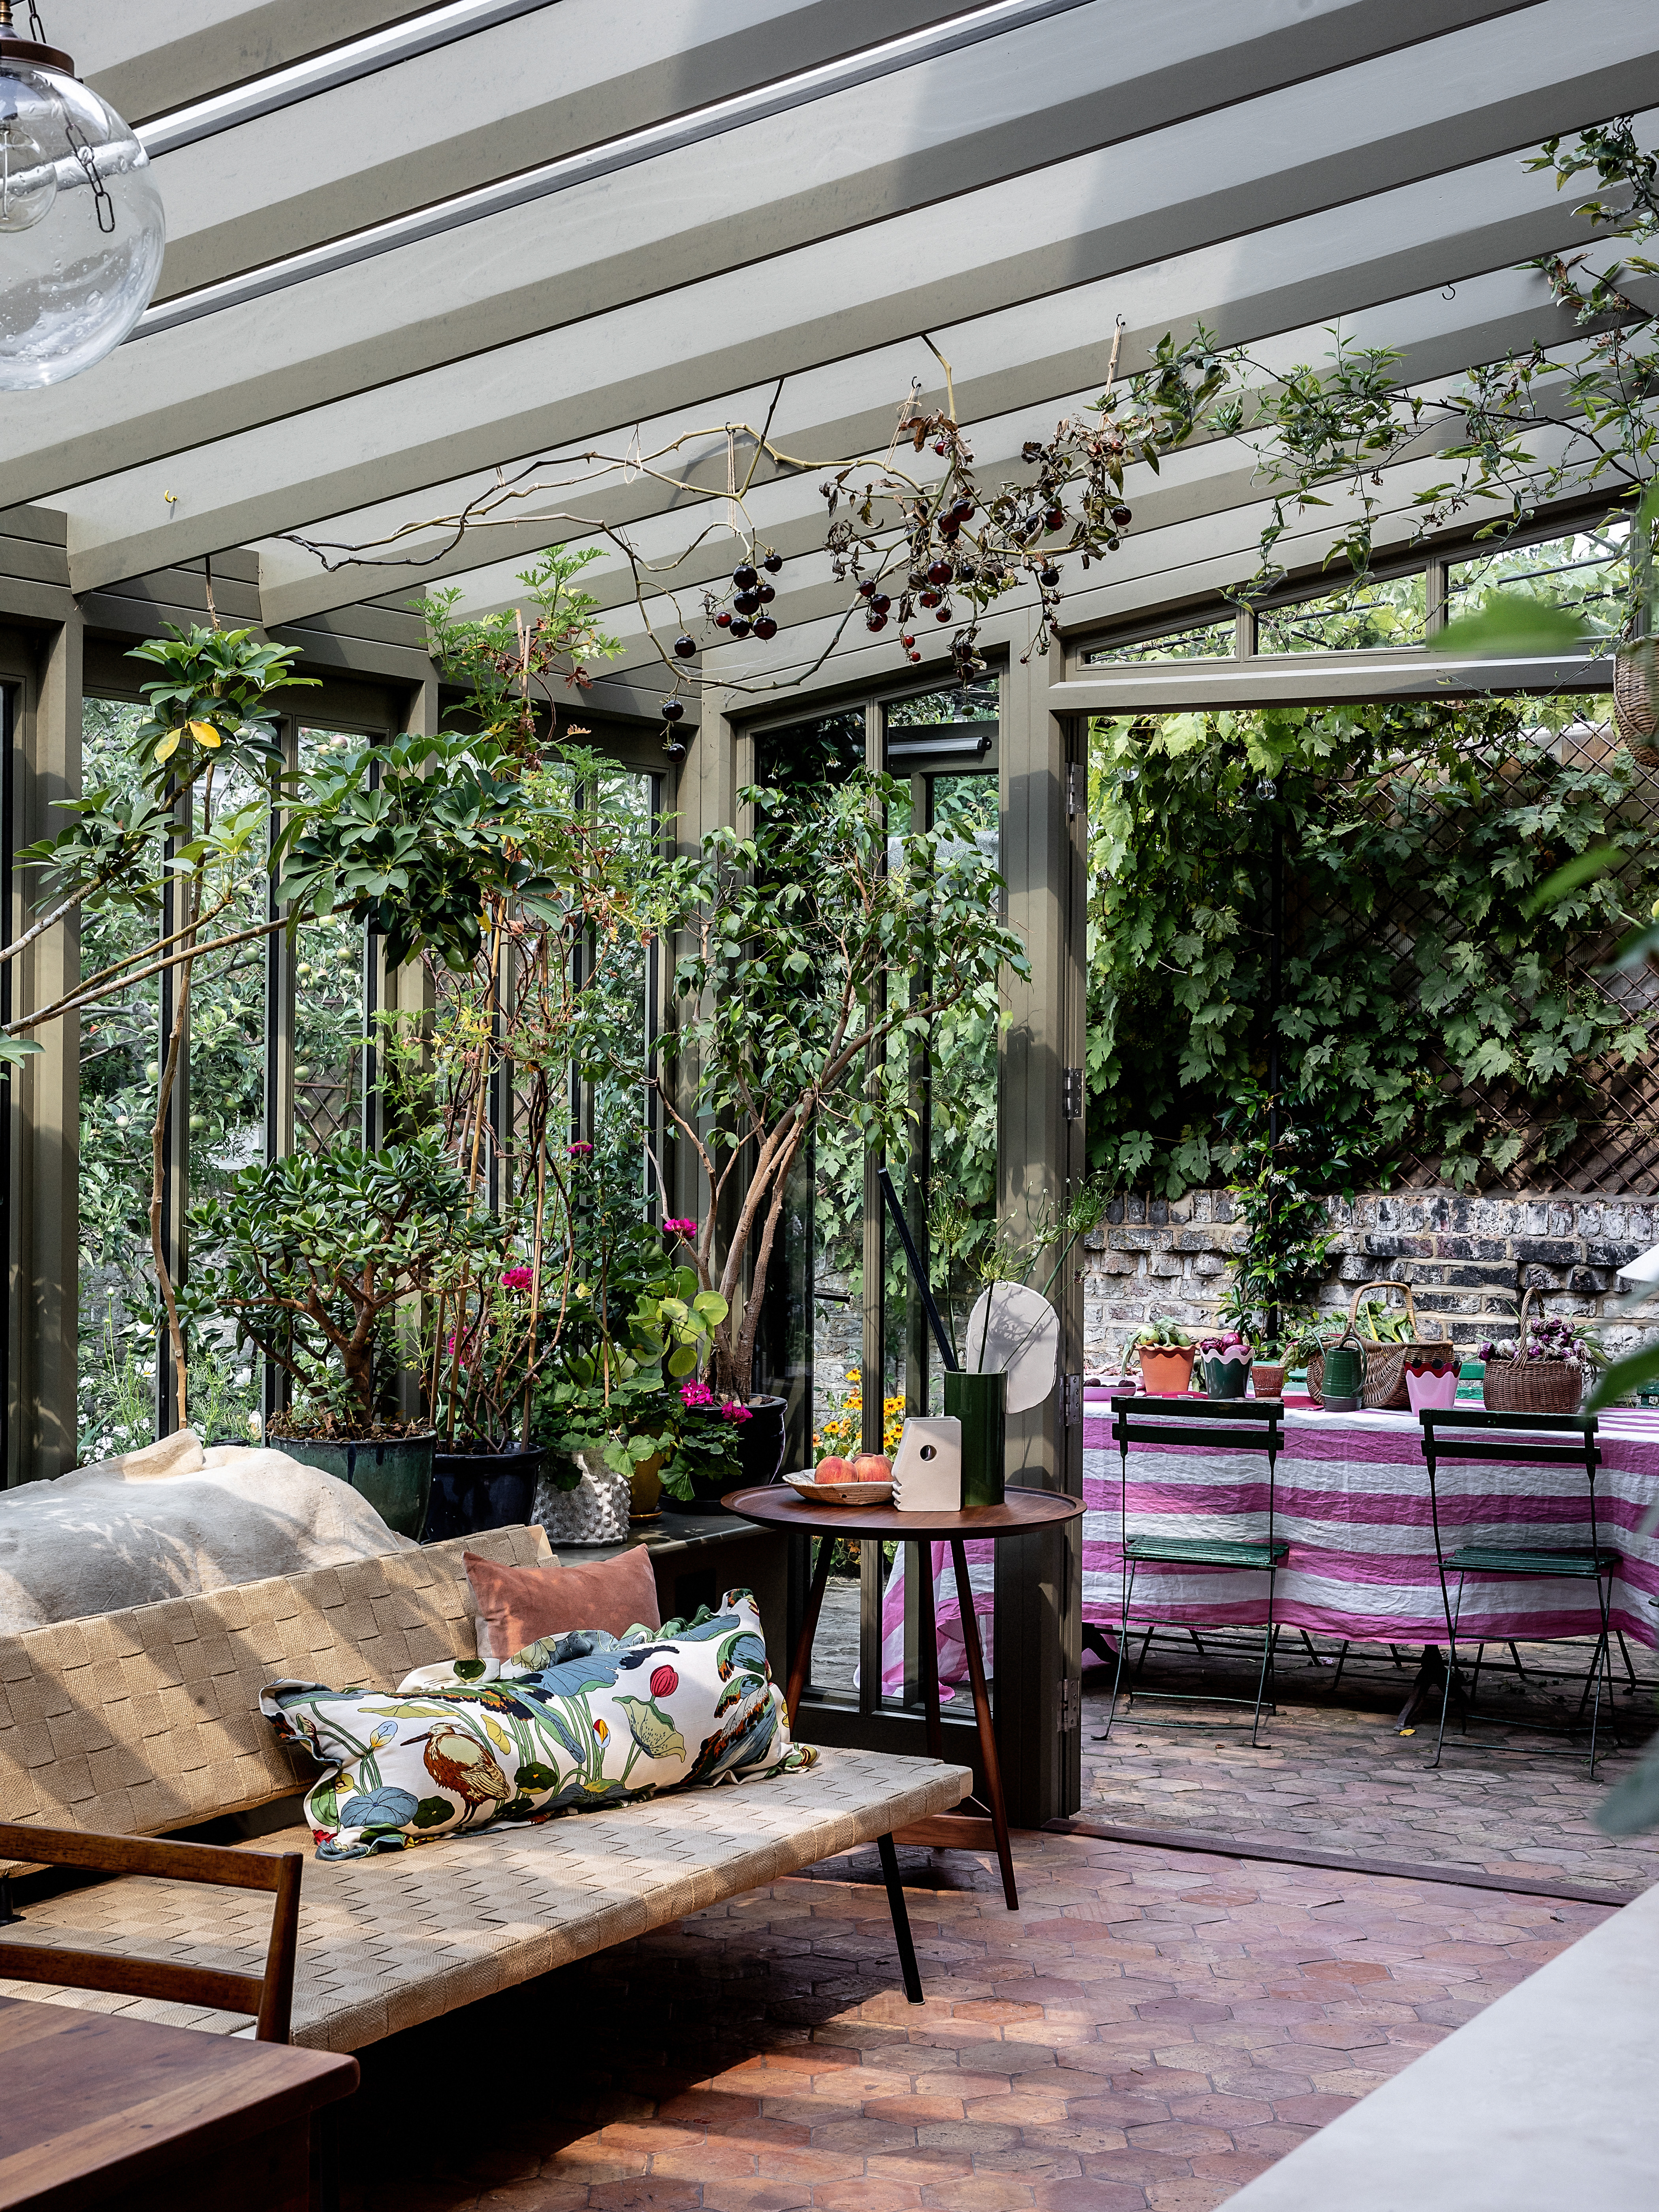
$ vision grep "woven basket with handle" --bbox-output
[1481,1287,1587,1413]
[1305,1280,1454,1410]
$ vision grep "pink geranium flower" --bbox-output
[500,1266,534,1292]
[680,1380,715,1409]
[720,1400,752,1423]
[662,1217,697,1237]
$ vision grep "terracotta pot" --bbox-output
[1138,1345,1195,1395]
[1251,1363,1288,1400]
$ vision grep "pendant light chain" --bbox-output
[0,4,117,234]
[63,108,116,231]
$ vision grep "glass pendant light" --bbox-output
[0,3,166,389]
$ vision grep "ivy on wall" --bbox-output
[1086,698,1657,1198]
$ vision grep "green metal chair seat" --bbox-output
[1448,1542,1619,1579]
[1125,1535,1289,1570]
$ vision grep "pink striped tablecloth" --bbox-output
[878,1392,1659,1691]
[1082,1388,1659,1647]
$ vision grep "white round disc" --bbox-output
[965,1281,1060,1413]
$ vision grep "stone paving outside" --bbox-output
[1077,1633,1659,1896]
[337,1635,1656,2212]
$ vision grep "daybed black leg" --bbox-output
[877,1833,923,2004]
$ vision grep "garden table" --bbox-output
[878,1391,1659,1714]
[1080,1387,1659,1652]
[724,1484,1084,1909]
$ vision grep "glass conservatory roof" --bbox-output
[15,0,1658,699]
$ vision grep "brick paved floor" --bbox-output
[337,1826,1614,2212]
[1078,1633,1659,1896]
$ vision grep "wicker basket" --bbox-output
[1306,1279,1454,1411]
[1614,638,1659,766]
[1480,1287,1587,1413]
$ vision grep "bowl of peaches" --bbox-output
[783,1452,893,1505]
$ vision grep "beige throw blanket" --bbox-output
[0,1429,413,1633]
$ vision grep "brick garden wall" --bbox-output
[1083,1189,1659,1371]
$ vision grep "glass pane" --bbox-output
[1082,619,1235,665]
[1448,524,1630,638]
[294,728,367,1150]
[587,768,656,1207]
[77,700,163,1461]
[182,741,269,1444]
[886,679,999,726]
[1258,572,1426,653]
[750,709,869,1695]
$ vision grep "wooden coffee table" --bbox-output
[0,1994,358,2212]
[723,1484,1085,1909]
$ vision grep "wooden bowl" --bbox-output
[782,1471,895,1506]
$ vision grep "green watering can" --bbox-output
[1321,1326,1366,1413]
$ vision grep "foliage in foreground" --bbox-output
[1087,696,1656,1199]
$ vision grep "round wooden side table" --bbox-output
[722,1484,1085,1909]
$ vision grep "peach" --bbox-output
[851,1452,892,1482]
[815,1455,856,1482]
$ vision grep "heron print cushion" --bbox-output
[260,1588,814,1860]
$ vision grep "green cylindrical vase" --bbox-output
[945,1369,1006,1509]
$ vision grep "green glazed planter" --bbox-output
[276,1431,435,1540]
[946,1369,1006,1509]
[1202,1354,1250,1400]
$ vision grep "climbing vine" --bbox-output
[1086,698,1658,1198]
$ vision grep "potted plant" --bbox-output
[190,1135,495,1536]
[1132,1316,1195,1395]
[1479,1294,1601,1413]
[649,769,1026,1467]
[1195,1327,1253,1399]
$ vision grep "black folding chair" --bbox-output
[1418,1408,1620,1775]
[1095,1394,1288,1747]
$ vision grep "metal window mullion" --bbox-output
[859,694,885,1716]
[263,719,298,1432]
[154,786,192,1439]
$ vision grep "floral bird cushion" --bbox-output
[260,1587,815,1860]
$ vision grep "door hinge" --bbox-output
[1063,1372,1083,1428]
[1063,1066,1083,1120]
[1067,758,1083,820]
[1059,1677,1081,1732]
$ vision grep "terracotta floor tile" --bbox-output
[331,1650,1643,2212]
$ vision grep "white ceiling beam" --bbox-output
[335,273,1598,638]
[56,1,446,125]
[81,128,1619,614]
[143,0,1004,300]
[11,0,1650,521]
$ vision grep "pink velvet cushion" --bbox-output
[464,1545,661,1658]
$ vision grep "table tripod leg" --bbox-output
[949,1538,1017,1912]
[916,1540,945,1762]
[786,1536,835,1729]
